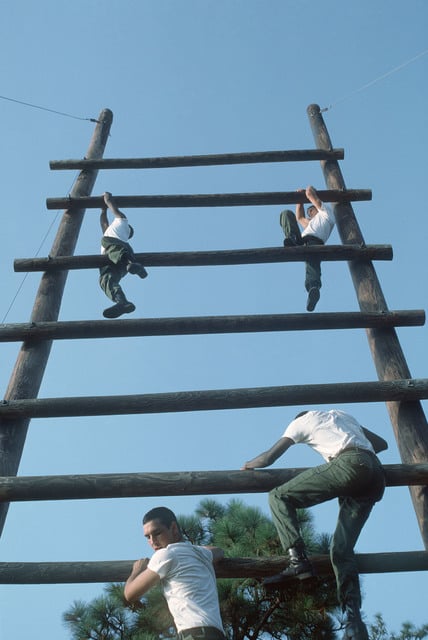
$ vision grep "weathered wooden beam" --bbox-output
[0,311,423,343]
[0,378,427,419]
[46,189,372,211]
[1,551,427,584]
[0,110,113,537]
[49,148,345,171]
[308,103,428,549]
[13,244,393,272]
[0,464,426,503]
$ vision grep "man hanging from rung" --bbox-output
[99,191,148,319]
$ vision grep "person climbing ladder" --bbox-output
[99,191,148,319]
[280,185,335,312]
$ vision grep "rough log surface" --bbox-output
[49,148,345,170]
[0,378,427,419]
[46,189,371,210]
[0,311,423,343]
[0,463,426,502]
[1,551,427,584]
[13,244,393,272]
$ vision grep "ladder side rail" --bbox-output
[0,110,113,537]
[307,102,428,548]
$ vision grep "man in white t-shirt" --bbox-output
[99,191,148,319]
[124,506,226,640]
[242,409,388,640]
[280,185,335,311]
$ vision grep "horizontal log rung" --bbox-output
[1,551,427,583]
[0,310,424,343]
[46,189,371,210]
[0,463,426,503]
[13,244,393,272]
[1,378,428,419]
[49,148,345,170]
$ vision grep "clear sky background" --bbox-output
[0,1,427,638]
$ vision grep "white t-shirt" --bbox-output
[101,218,131,254]
[147,541,224,633]
[282,409,374,462]
[301,202,335,243]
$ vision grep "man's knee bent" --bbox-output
[280,209,294,227]
[269,486,292,509]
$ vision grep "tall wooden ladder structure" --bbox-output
[1,104,428,586]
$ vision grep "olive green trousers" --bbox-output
[268,448,385,607]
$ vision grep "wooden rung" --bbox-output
[13,244,393,272]
[0,378,427,419]
[0,311,424,343]
[49,148,345,171]
[46,188,372,210]
[1,551,427,584]
[0,464,426,503]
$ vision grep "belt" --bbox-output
[335,446,375,458]
[178,627,225,640]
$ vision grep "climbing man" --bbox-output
[280,185,335,312]
[99,191,148,319]
[241,408,388,640]
[124,506,227,640]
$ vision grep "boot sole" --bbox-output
[263,566,315,588]
[306,287,320,312]
[103,302,136,319]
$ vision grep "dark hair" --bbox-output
[143,506,178,528]
[128,225,134,239]
[294,410,309,420]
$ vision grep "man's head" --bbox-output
[306,205,317,219]
[143,506,182,551]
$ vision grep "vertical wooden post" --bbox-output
[307,103,428,547]
[0,109,113,536]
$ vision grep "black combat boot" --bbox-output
[126,261,148,279]
[103,292,136,319]
[306,286,320,312]
[263,545,314,588]
[342,600,369,640]
[283,234,303,247]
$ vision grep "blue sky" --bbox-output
[1,1,427,638]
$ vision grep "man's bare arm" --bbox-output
[205,546,225,562]
[241,437,294,470]
[124,558,159,603]
[295,189,309,228]
[100,207,109,233]
[305,185,323,210]
[104,191,127,219]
